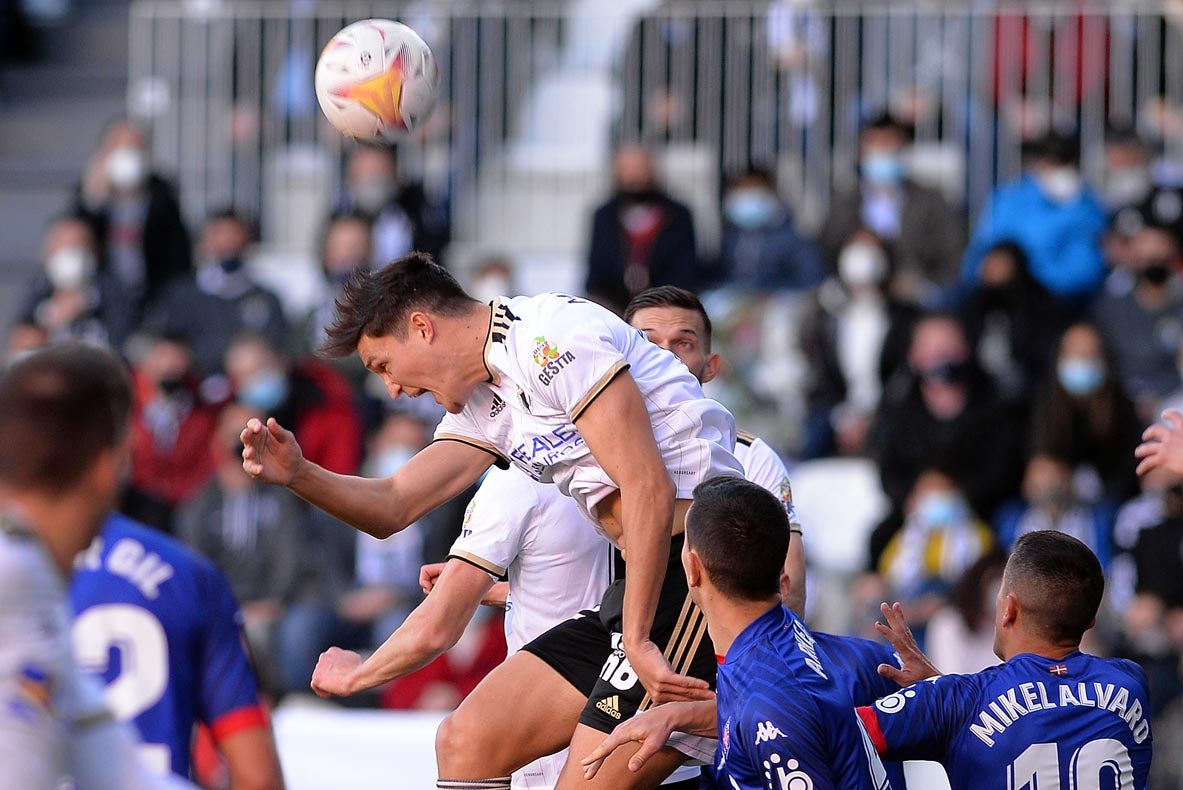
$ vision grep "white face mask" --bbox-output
[351,177,395,214]
[1036,166,1082,203]
[106,146,147,191]
[838,242,888,288]
[45,246,97,290]
[471,274,512,304]
[1104,166,1152,208]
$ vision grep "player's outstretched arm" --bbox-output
[311,559,494,697]
[242,418,493,538]
[874,601,941,686]
[575,373,712,704]
[580,699,717,779]
[1136,410,1183,476]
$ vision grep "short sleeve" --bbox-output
[433,409,509,469]
[196,566,267,742]
[448,470,538,578]
[857,675,966,762]
[526,298,631,422]
[740,436,798,526]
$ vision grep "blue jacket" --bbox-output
[963,175,1107,299]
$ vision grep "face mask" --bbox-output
[1028,484,1071,510]
[860,153,905,186]
[1036,166,1082,203]
[237,369,289,411]
[46,247,97,290]
[915,491,968,529]
[1057,357,1106,396]
[471,275,512,304]
[106,146,147,191]
[837,242,888,287]
[371,445,417,478]
[1138,260,1173,286]
[1104,166,1152,208]
[724,188,780,230]
[351,177,395,213]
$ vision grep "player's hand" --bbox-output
[1136,410,1183,476]
[627,639,713,704]
[310,646,364,698]
[580,703,681,779]
[419,562,446,595]
[241,417,304,486]
[874,601,941,686]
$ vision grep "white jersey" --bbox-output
[448,467,613,654]
[0,518,191,790]
[434,294,741,533]
[734,431,799,528]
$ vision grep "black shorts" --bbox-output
[521,533,717,734]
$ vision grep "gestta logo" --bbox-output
[533,336,560,366]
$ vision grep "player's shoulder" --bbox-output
[102,514,214,576]
[0,525,55,601]
[814,631,896,666]
[1081,652,1150,690]
[504,293,621,334]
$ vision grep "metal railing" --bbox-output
[127,1,1183,265]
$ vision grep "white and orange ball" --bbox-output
[314,19,440,141]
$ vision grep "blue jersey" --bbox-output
[69,514,267,778]
[709,605,892,790]
[814,631,908,790]
[858,651,1152,790]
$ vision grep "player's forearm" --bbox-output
[350,613,464,691]
[288,461,412,539]
[785,539,807,616]
[664,699,719,737]
[621,481,675,650]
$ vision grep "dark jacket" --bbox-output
[585,191,697,312]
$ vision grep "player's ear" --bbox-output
[682,546,703,589]
[701,353,722,385]
[1001,593,1020,628]
[409,311,433,342]
[778,571,792,607]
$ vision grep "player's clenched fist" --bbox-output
[240,417,303,485]
[311,646,364,698]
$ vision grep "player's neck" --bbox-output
[702,594,781,660]
[1002,634,1081,662]
[444,301,498,389]
[0,489,99,576]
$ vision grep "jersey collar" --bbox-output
[482,298,503,386]
[721,603,788,665]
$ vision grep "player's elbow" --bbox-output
[624,471,676,506]
[227,762,285,790]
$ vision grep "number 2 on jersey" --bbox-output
[72,604,171,775]
[1009,739,1134,790]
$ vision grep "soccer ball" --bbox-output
[314,19,440,142]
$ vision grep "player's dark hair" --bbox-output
[320,252,479,357]
[861,111,915,142]
[686,476,788,602]
[623,286,713,351]
[1006,530,1104,645]
[0,342,132,493]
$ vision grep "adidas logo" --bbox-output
[595,695,622,720]
[490,393,507,418]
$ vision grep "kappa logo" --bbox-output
[490,393,507,418]
[755,720,786,745]
[595,695,622,720]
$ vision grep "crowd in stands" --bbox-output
[9,108,1183,783]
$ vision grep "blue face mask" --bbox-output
[238,370,289,411]
[916,492,968,529]
[1057,358,1106,397]
[861,153,905,186]
[724,189,779,230]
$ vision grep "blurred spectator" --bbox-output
[145,209,289,378]
[1029,322,1141,503]
[14,214,135,350]
[466,256,516,304]
[869,313,1023,548]
[877,470,995,628]
[819,113,964,304]
[584,145,697,312]
[710,166,825,291]
[224,331,364,475]
[995,454,1114,567]
[337,144,449,266]
[800,230,917,457]
[74,118,191,309]
[123,333,220,533]
[1093,213,1183,413]
[1110,468,1178,615]
[177,403,306,694]
[960,241,1063,408]
[299,211,372,358]
[1102,125,1156,214]
[963,132,1107,306]
[925,550,1007,675]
